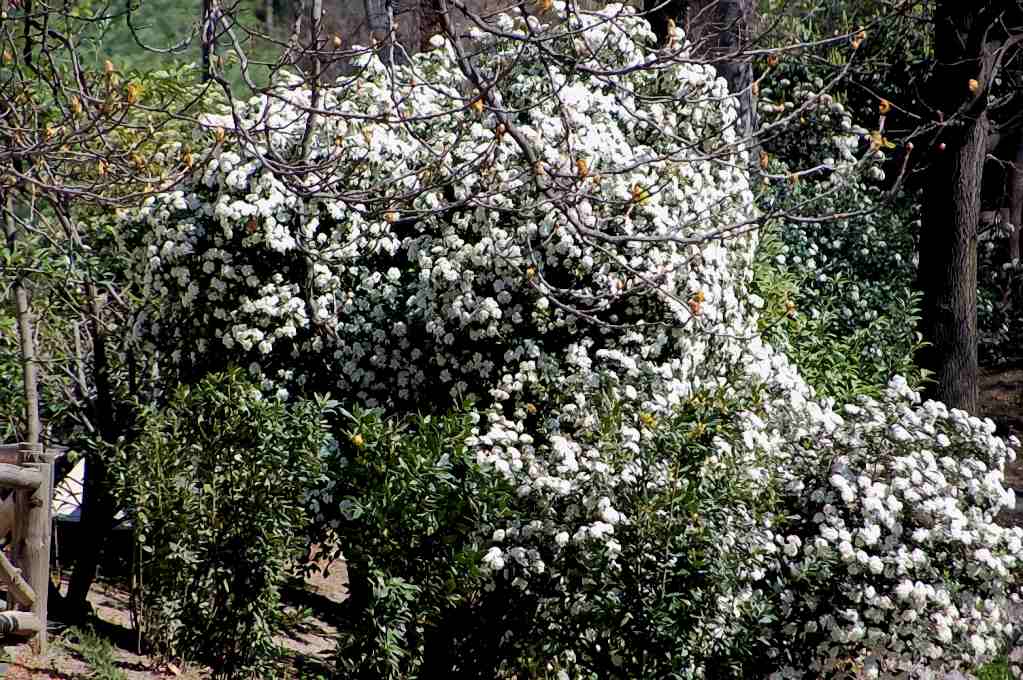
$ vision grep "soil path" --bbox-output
[982,361,1023,526]
[0,555,348,679]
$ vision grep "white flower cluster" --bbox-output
[128,4,1022,677]
[748,374,1023,679]
[128,2,750,405]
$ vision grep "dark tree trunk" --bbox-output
[691,0,757,139]
[201,0,216,82]
[1008,137,1023,262]
[917,2,988,414]
[64,288,118,617]
[646,0,757,139]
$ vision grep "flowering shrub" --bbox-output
[127,2,752,409]
[126,4,1023,678]
[746,375,1022,678]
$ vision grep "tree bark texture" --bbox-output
[201,0,216,82]
[3,194,41,446]
[65,288,118,615]
[917,2,988,414]
[645,0,757,139]
[1008,136,1023,262]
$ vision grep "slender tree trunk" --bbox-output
[365,0,400,65]
[917,2,987,414]
[2,193,41,446]
[1008,136,1023,262]
[299,0,324,160]
[264,0,275,32]
[201,0,216,82]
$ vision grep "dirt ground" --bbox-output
[982,361,1023,525]
[0,555,348,679]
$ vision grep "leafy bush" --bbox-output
[752,75,925,401]
[309,389,778,679]
[307,407,504,678]
[115,369,328,679]
[978,235,1023,364]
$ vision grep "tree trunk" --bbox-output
[646,0,757,139]
[201,0,216,82]
[2,193,41,446]
[694,0,757,139]
[365,0,401,65]
[917,2,987,414]
[264,0,274,32]
[64,287,118,617]
[1008,136,1023,262]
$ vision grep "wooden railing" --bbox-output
[0,443,54,654]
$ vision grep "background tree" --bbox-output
[0,0,224,617]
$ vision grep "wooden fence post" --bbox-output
[17,443,52,655]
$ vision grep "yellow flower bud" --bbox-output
[125,82,143,105]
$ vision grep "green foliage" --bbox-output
[0,311,21,440]
[87,0,284,94]
[307,387,777,679]
[752,71,926,402]
[975,657,1014,680]
[115,369,328,679]
[307,406,508,678]
[62,626,129,680]
[978,236,1023,364]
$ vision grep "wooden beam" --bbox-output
[0,464,41,490]
[24,456,52,654]
[0,550,34,607]
[0,611,42,636]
